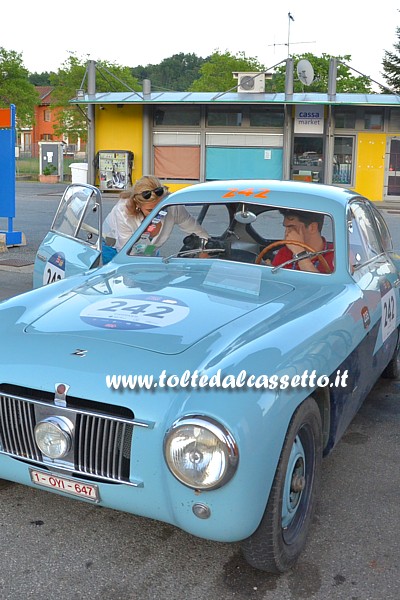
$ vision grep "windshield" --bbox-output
[126,201,334,273]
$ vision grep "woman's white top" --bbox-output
[103,197,209,251]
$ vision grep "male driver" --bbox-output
[271,209,334,273]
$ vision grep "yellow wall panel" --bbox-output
[94,106,193,192]
[354,133,386,201]
[95,105,143,184]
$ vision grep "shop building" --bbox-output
[72,74,400,202]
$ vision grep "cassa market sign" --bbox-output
[294,105,324,134]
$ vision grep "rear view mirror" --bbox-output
[234,204,257,224]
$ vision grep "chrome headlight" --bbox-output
[164,416,238,490]
[34,416,74,459]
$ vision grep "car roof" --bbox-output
[168,180,362,214]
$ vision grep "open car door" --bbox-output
[33,184,103,288]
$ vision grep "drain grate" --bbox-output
[0,258,33,267]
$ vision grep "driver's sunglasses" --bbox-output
[137,186,165,202]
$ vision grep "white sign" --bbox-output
[381,288,396,342]
[294,105,324,134]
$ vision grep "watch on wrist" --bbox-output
[293,250,309,260]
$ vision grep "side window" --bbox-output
[348,202,382,271]
[52,185,100,246]
[198,204,231,238]
[249,209,282,242]
[250,208,333,246]
[370,205,393,253]
[75,194,100,244]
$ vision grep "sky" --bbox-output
[2,1,399,90]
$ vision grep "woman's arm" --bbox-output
[173,205,209,239]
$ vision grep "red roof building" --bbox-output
[18,86,63,158]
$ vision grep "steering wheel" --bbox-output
[255,240,331,273]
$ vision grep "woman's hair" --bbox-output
[122,175,169,216]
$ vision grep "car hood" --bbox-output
[24,261,294,355]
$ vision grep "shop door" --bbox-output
[291,136,324,184]
[384,137,400,200]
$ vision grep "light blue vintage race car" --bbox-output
[1,180,399,573]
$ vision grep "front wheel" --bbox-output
[241,397,322,573]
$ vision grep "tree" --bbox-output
[131,53,208,91]
[189,51,266,92]
[266,53,372,93]
[382,25,400,92]
[0,47,38,126]
[50,55,141,141]
[29,71,55,86]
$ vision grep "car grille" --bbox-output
[0,392,135,483]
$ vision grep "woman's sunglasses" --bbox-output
[137,186,165,201]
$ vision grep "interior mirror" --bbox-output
[234,204,257,224]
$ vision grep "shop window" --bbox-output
[388,108,400,132]
[334,109,356,129]
[249,108,284,127]
[153,107,201,126]
[207,109,242,127]
[333,137,354,185]
[154,146,200,180]
[364,109,383,130]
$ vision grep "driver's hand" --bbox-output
[284,228,306,255]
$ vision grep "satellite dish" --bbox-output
[297,60,314,86]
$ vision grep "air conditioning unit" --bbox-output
[233,72,266,93]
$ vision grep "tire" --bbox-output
[241,397,322,573]
[381,335,400,379]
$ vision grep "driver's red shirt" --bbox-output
[271,238,334,272]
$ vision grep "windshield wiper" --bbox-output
[270,249,332,273]
[163,248,225,264]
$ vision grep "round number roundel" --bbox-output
[80,294,190,330]
[43,252,66,286]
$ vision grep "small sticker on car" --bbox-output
[361,306,370,328]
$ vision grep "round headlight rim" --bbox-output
[34,416,74,459]
[164,414,239,491]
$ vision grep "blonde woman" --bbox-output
[102,175,208,260]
